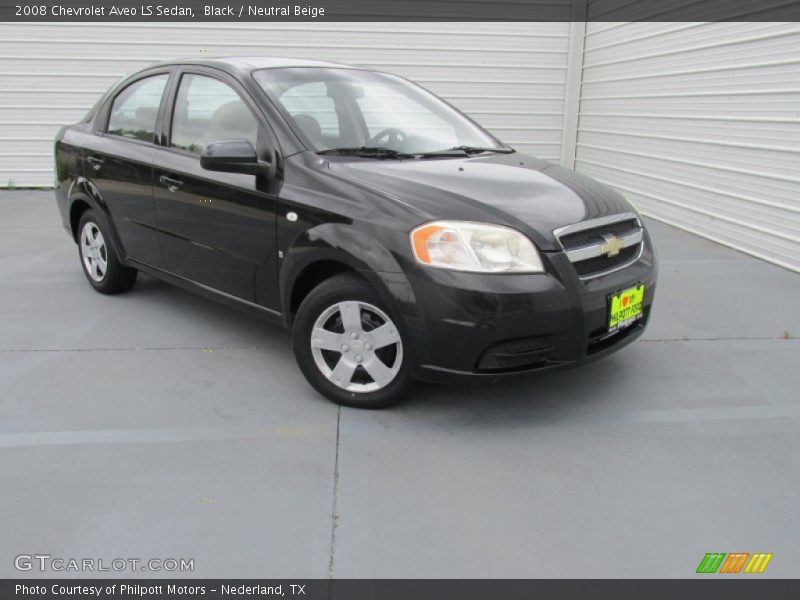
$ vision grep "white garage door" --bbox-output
[575,22,800,272]
[0,22,571,187]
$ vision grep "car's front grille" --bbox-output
[554,213,644,280]
[573,245,640,277]
[559,218,640,250]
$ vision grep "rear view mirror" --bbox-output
[201,140,260,175]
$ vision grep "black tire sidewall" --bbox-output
[292,274,412,408]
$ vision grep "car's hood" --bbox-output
[326,152,634,251]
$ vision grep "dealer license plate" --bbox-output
[608,284,645,333]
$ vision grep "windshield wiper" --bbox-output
[318,145,514,159]
[439,145,515,155]
[317,146,415,159]
[412,146,515,158]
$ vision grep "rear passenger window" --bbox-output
[170,74,259,155]
[107,75,168,142]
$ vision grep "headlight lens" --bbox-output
[410,221,544,273]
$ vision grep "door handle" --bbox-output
[159,175,184,192]
[87,156,104,170]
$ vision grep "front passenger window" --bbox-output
[171,74,259,155]
[107,74,168,142]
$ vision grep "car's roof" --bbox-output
[152,56,357,73]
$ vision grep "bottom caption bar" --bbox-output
[4,580,800,600]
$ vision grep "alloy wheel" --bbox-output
[310,300,403,393]
[80,221,108,282]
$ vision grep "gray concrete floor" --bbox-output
[1,191,798,578]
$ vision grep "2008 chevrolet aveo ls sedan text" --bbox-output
[55,57,657,408]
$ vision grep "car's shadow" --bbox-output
[125,273,642,426]
[397,356,640,428]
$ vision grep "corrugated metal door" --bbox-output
[575,22,800,272]
[0,22,571,187]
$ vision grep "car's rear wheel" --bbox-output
[78,209,137,294]
[292,274,412,408]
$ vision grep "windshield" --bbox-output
[254,67,508,156]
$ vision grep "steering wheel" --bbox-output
[369,127,408,148]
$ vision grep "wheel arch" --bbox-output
[69,198,92,242]
[280,223,422,332]
[67,181,127,262]
[288,259,362,320]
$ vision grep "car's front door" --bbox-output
[151,68,280,308]
[82,70,170,268]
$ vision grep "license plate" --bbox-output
[608,284,645,333]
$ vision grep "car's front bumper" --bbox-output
[402,235,657,383]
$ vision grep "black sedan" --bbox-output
[55,57,657,408]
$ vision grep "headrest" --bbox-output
[293,113,323,144]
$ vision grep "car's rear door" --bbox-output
[82,68,171,268]
[151,66,280,307]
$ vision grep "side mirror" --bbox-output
[201,140,273,177]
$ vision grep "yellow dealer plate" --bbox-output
[608,284,645,332]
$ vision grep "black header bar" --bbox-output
[2,0,800,21]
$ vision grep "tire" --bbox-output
[77,209,137,294]
[292,274,413,408]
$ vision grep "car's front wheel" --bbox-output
[78,209,137,294]
[292,274,412,408]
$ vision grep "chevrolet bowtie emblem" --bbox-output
[601,234,625,257]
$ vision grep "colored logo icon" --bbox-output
[696,552,773,574]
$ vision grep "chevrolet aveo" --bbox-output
[55,57,657,408]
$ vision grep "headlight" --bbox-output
[410,221,544,273]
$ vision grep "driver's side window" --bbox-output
[170,74,259,155]
[357,84,458,148]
